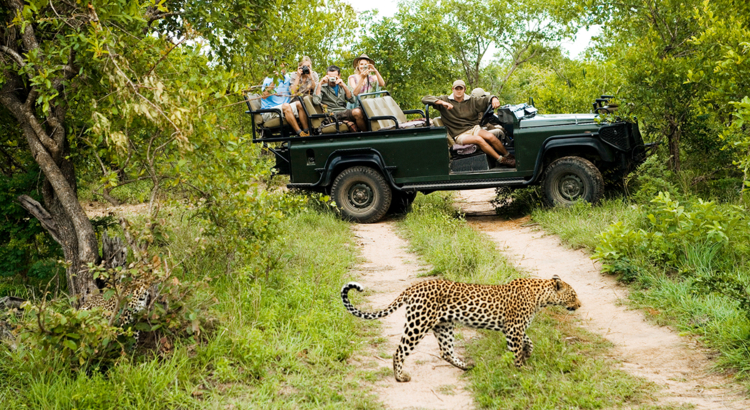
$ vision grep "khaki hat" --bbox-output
[452,79,466,89]
[353,53,375,69]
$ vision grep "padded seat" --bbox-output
[244,94,289,137]
[301,95,350,134]
[360,96,427,131]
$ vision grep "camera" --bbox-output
[328,76,336,86]
[301,65,310,75]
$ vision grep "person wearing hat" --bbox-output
[348,54,386,96]
[422,80,516,168]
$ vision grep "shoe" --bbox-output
[297,130,310,137]
[497,154,516,168]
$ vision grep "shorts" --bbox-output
[332,109,355,122]
[454,125,482,145]
[261,102,298,122]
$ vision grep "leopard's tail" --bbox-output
[341,282,405,320]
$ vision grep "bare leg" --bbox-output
[293,101,308,131]
[282,103,301,133]
[477,129,509,156]
[459,134,502,160]
[352,108,367,131]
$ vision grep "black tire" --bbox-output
[542,156,604,206]
[388,191,417,215]
[331,166,392,223]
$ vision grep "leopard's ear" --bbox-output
[552,275,562,291]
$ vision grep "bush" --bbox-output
[491,186,544,218]
[626,154,680,203]
[593,192,750,274]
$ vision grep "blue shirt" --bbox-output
[261,74,292,108]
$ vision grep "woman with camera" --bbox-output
[290,56,319,97]
[348,54,386,96]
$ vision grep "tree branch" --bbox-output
[0,45,25,69]
[17,195,62,244]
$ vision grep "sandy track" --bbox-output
[455,189,750,409]
[349,223,475,409]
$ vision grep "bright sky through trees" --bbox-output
[345,0,600,58]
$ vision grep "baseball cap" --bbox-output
[452,80,466,89]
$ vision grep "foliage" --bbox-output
[693,270,750,321]
[357,0,579,109]
[0,208,380,408]
[491,186,544,218]
[721,96,750,200]
[0,166,61,281]
[626,154,679,203]
[17,300,130,370]
[593,192,750,272]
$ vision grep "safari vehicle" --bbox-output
[245,92,646,223]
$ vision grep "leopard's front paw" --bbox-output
[395,372,411,382]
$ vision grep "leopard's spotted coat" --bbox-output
[341,275,581,382]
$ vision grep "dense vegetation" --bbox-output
[1,0,749,406]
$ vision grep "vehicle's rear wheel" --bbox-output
[331,166,392,223]
[542,156,604,206]
[388,190,417,215]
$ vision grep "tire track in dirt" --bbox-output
[348,223,475,410]
[455,189,750,410]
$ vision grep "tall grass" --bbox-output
[0,209,381,409]
[530,198,643,252]
[397,193,654,409]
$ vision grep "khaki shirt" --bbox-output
[313,84,356,113]
[422,93,495,138]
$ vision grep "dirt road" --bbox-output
[348,223,475,409]
[455,189,750,410]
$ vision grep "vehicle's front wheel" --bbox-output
[331,166,392,223]
[542,156,604,206]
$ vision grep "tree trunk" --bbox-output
[1,8,99,302]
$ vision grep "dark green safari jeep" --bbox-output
[245,92,646,223]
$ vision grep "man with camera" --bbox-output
[260,63,310,137]
[313,65,366,132]
[422,80,516,167]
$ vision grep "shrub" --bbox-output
[491,186,544,218]
[593,192,750,274]
[626,154,680,203]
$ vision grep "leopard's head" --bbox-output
[550,275,581,312]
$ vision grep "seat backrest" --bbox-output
[246,94,264,125]
[432,117,444,127]
[360,96,408,131]
[303,95,327,129]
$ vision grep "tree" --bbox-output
[0,0,268,302]
[357,0,577,107]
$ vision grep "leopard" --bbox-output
[80,272,156,341]
[341,275,581,382]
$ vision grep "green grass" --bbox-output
[532,199,750,385]
[0,209,381,409]
[396,192,655,409]
[530,198,643,252]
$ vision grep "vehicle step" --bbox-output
[400,178,526,191]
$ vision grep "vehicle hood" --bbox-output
[519,113,598,128]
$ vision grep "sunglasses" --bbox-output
[453,86,465,91]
